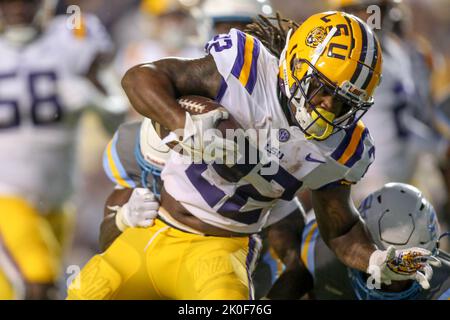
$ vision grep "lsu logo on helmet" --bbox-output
[305,27,328,48]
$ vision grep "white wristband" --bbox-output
[114,206,129,232]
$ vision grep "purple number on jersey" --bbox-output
[0,72,20,129]
[29,71,63,126]
[186,162,302,225]
[0,71,63,129]
[206,34,233,53]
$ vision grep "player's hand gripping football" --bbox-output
[113,188,160,231]
[368,246,442,289]
[164,109,240,163]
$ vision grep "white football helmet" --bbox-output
[193,0,273,44]
[359,182,440,252]
[349,182,441,300]
[137,118,171,197]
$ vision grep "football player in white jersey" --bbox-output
[282,183,450,300]
[193,0,301,299]
[0,0,125,299]
[97,0,301,300]
[68,11,439,300]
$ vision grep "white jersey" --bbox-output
[0,14,113,212]
[161,29,375,234]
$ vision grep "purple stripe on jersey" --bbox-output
[245,39,261,94]
[215,77,228,103]
[331,124,358,161]
[231,31,247,79]
[245,236,255,300]
[185,163,226,208]
[344,128,369,167]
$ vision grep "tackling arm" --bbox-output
[312,185,376,272]
[312,184,441,289]
[121,55,222,132]
[100,187,159,252]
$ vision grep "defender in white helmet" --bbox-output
[274,183,449,300]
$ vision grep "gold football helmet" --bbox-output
[279,11,382,140]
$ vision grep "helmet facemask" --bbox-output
[288,58,373,141]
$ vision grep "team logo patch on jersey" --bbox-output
[306,27,327,48]
[278,129,291,142]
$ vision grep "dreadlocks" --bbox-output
[244,12,301,57]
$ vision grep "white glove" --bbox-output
[162,109,237,162]
[113,188,159,231]
[367,246,442,290]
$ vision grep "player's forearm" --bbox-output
[121,64,186,131]
[328,219,376,272]
[312,186,377,272]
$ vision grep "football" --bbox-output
[154,95,241,139]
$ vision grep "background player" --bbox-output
[113,0,203,82]
[272,183,450,300]
[0,0,126,299]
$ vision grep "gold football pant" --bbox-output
[0,196,73,299]
[67,218,261,300]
